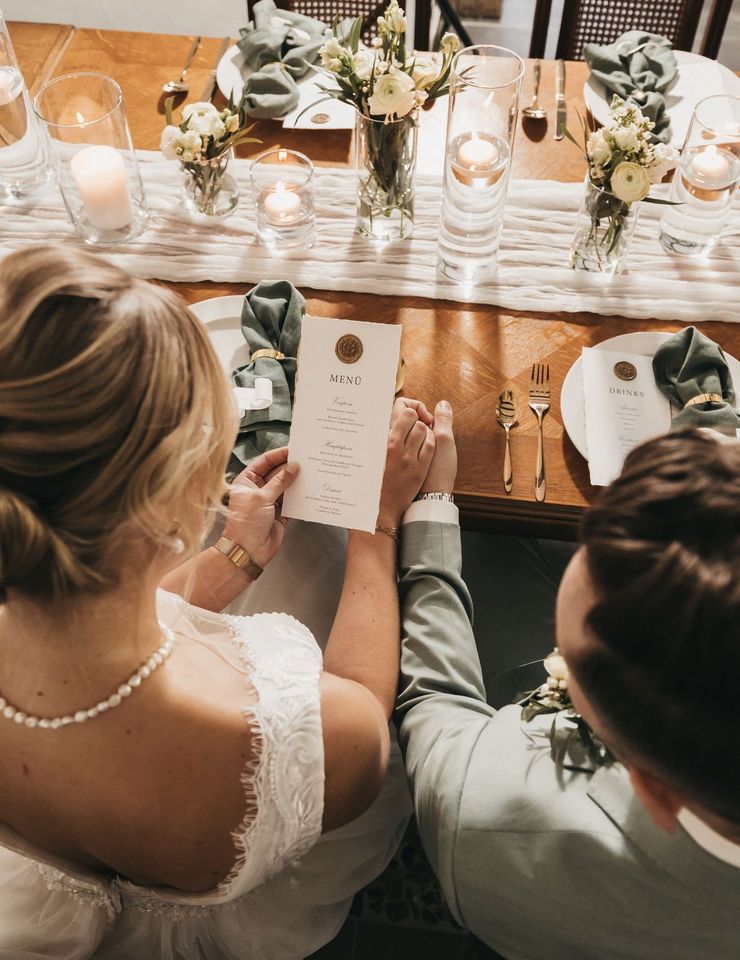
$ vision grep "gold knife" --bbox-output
[555,59,566,141]
[199,37,231,102]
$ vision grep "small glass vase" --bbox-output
[182,151,239,217]
[569,179,641,274]
[355,110,418,242]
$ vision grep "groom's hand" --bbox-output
[421,400,457,494]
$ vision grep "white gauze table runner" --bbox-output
[1,150,738,323]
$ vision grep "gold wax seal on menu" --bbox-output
[335,334,363,364]
[614,360,637,381]
[311,112,330,124]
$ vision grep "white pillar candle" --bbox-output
[263,180,301,223]
[691,145,731,187]
[456,133,498,170]
[69,145,133,231]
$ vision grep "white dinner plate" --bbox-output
[561,330,740,459]
[189,294,249,373]
[216,43,355,129]
[583,50,740,147]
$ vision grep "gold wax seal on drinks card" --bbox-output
[335,334,363,364]
[614,360,637,381]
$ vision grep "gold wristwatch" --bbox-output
[214,537,264,580]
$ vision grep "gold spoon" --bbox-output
[496,389,518,494]
[522,60,546,121]
[162,36,202,95]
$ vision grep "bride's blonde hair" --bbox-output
[0,244,235,602]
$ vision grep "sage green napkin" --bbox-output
[237,0,332,118]
[230,280,303,471]
[652,326,740,433]
[584,30,678,143]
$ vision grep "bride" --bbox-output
[0,245,435,958]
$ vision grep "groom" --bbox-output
[396,412,740,960]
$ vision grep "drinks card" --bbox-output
[582,347,672,486]
[282,315,402,532]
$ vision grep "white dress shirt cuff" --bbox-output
[402,500,460,526]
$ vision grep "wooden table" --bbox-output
[10,23,740,538]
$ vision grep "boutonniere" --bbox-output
[521,648,613,771]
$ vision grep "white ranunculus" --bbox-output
[160,124,181,160]
[544,650,569,682]
[181,129,202,153]
[587,130,612,166]
[610,160,651,202]
[409,56,438,90]
[352,45,375,81]
[440,31,461,55]
[182,101,225,139]
[384,0,407,33]
[367,66,416,119]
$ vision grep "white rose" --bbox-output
[182,102,225,139]
[544,650,569,682]
[610,161,651,202]
[160,124,181,160]
[587,130,611,166]
[353,45,375,81]
[384,0,407,33]
[440,31,461,56]
[410,56,438,90]
[367,66,416,119]
[613,126,639,153]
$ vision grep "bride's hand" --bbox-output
[224,449,299,568]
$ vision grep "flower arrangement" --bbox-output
[311,1,461,240]
[315,0,460,122]
[521,648,613,771]
[160,96,259,216]
[567,96,679,272]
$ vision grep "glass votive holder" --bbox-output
[0,13,51,200]
[251,149,315,251]
[659,94,740,256]
[33,73,148,245]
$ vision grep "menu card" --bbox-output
[583,347,672,486]
[282,315,402,532]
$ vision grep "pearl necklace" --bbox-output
[0,622,175,731]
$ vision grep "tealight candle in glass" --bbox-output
[437,45,524,285]
[33,73,148,245]
[251,149,315,251]
[659,95,740,256]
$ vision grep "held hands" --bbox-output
[223,447,298,569]
[378,398,436,527]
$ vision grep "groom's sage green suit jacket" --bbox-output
[395,520,740,960]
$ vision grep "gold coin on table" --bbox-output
[311,113,330,124]
[614,360,637,381]
[335,334,363,364]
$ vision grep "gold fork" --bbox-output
[528,362,550,503]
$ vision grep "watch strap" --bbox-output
[214,536,264,579]
[413,492,455,503]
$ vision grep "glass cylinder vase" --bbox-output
[659,95,740,256]
[437,45,524,285]
[182,151,239,217]
[251,148,315,251]
[33,73,147,245]
[0,13,51,200]
[569,179,641,274]
[355,110,418,243]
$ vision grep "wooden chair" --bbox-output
[529,0,734,60]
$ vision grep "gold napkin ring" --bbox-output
[250,349,286,363]
[684,393,724,408]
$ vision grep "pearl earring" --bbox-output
[171,537,186,555]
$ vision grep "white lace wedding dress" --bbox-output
[0,582,411,959]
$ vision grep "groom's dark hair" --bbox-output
[576,430,740,823]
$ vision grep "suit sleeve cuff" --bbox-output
[402,500,460,526]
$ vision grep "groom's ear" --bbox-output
[629,767,683,833]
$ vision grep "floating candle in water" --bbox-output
[691,144,731,186]
[69,145,133,231]
[263,180,301,222]
[456,133,498,170]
